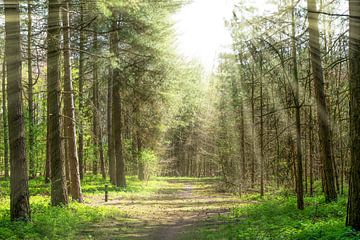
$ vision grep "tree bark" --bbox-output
[108,60,116,184]
[260,58,264,197]
[2,59,9,180]
[250,71,256,188]
[5,0,31,220]
[111,18,126,188]
[45,101,51,183]
[47,0,68,206]
[62,0,83,202]
[292,1,304,210]
[307,0,337,202]
[78,0,85,180]
[27,0,35,179]
[347,0,360,230]
[240,97,246,184]
[92,29,106,179]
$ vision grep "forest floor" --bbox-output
[79,178,248,240]
[0,176,358,240]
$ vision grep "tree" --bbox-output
[346,0,360,230]
[27,0,35,179]
[2,58,9,180]
[92,29,106,180]
[291,0,304,210]
[307,0,337,202]
[47,0,68,206]
[78,0,85,180]
[111,16,126,188]
[108,60,116,184]
[62,0,83,202]
[5,0,31,220]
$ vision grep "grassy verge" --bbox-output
[0,175,174,240]
[189,191,360,240]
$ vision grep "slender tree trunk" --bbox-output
[64,131,71,192]
[336,61,344,195]
[5,0,31,220]
[92,30,106,179]
[98,128,106,179]
[137,130,145,181]
[78,0,85,180]
[111,18,126,188]
[134,104,145,180]
[27,0,35,179]
[45,101,51,183]
[304,125,308,194]
[309,106,314,197]
[108,62,116,184]
[47,0,68,206]
[92,78,98,176]
[240,99,246,184]
[62,0,83,202]
[292,1,304,209]
[2,59,9,180]
[308,57,314,197]
[346,0,360,230]
[307,0,337,202]
[251,71,255,188]
[260,59,264,197]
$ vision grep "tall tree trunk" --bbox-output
[5,0,31,220]
[27,0,35,179]
[231,62,245,185]
[240,99,246,184]
[2,59,9,180]
[292,1,304,210]
[260,59,264,197]
[308,57,315,197]
[250,71,255,188]
[346,0,360,230]
[92,82,98,176]
[108,62,116,184]
[47,0,68,206]
[62,0,83,202]
[45,101,51,183]
[307,0,337,202]
[92,30,106,179]
[78,0,85,180]
[309,105,314,197]
[111,18,126,188]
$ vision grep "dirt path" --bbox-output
[80,179,247,240]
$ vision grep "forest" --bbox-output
[0,0,360,239]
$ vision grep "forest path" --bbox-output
[79,178,248,240]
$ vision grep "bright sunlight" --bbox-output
[0,0,359,239]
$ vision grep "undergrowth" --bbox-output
[189,190,360,240]
[0,175,171,240]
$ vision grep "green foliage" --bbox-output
[0,196,122,240]
[81,175,169,197]
[191,194,360,240]
[139,148,159,180]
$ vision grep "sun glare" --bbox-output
[173,0,235,73]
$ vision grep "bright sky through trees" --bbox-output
[173,0,235,72]
[173,0,278,72]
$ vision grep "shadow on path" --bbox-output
[79,178,249,240]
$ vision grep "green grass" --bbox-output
[0,175,173,240]
[0,196,123,240]
[189,191,360,240]
[1,177,359,240]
